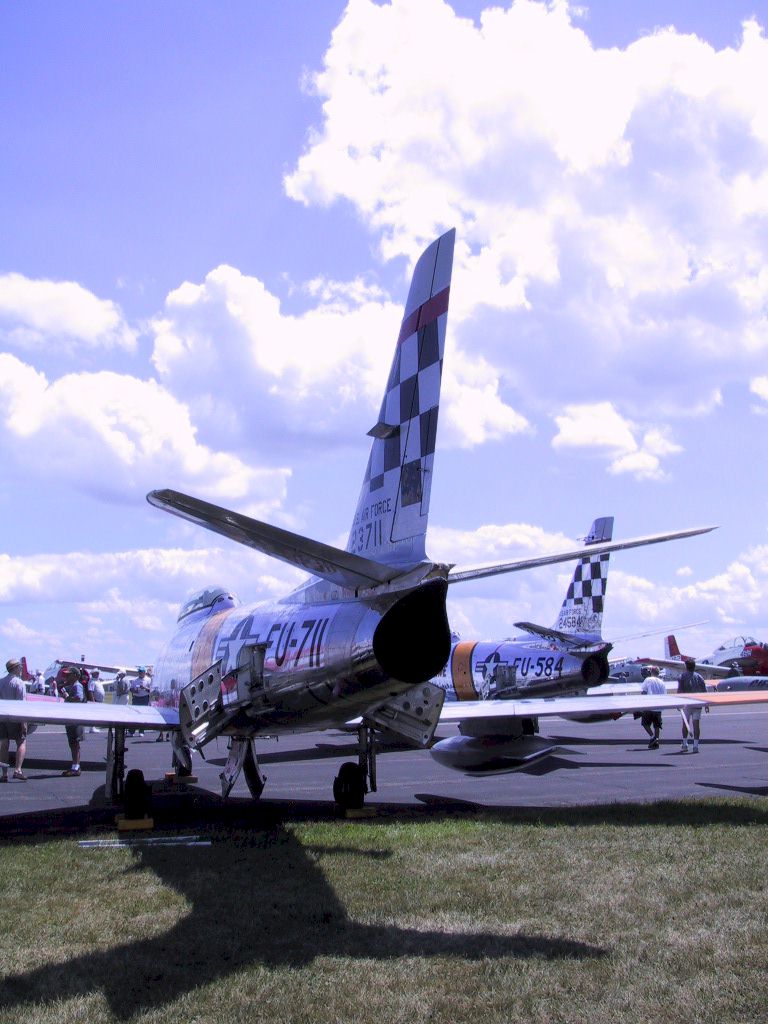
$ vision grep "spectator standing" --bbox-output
[86,668,105,733]
[131,667,150,736]
[0,658,28,781]
[640,666,666,749]
[86,669,105,703]
[62,668,85,776]
[113,670,130,706]
[677,658,708,753]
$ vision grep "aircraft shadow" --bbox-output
[696,782,768,798]
[513,755,676,777]
[19,756,106,773]
[548,734,745,748]
[0,805,605,1019]
[206,739,419,768]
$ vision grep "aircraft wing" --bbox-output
[437,689,768,723]
[147,489,408,589]
[635,657,733,679]
[0,700,179,731]
[446,525,716,584]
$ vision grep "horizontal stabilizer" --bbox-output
[447,525,717,585]
[514,621,608,650]
[147,489,411,590]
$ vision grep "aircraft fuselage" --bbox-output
[153,579,450,735]
[432,638,610,701]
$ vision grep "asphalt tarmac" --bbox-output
[1,704,766,833]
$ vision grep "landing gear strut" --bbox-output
[105,726,126,800]
[333,725,377,810]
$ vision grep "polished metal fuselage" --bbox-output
[153,579,450,735]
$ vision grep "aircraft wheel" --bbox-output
[124,768,152,819]
[243,741,266,800]
[333,761,366,809]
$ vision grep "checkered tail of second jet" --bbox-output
[552,516,614,642]
[346,229,455,571]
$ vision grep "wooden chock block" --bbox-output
[341,806,377,819]
[115,814,154,831]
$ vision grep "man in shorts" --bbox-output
[0,657,28,781]
[677,658,708,753]
[640,665,666,749]
[62,668,85,776]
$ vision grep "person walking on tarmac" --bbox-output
[677,658,708,753]
[640,666,666,749]
[62,667,85,776]
[0,657,28,781]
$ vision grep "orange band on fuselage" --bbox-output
[451,641,479,701]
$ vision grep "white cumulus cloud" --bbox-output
[0,353,289,506]
[552,402,682,479]
[284,0,768,468]
[0,273,136,353]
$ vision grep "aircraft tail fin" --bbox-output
[665,634,683,660]
[551,516,614,640]
[346,229,455,569]
[147,230,455,596]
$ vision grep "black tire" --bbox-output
[124,768,151,819]
[333,761,366,809]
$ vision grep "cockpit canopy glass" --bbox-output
[177,586,240,623]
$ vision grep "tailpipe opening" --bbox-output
[373,580,449,684]
[581,653,610,686]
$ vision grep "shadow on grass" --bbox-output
[0,800,607,1020]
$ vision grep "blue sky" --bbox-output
[1,0,767,672]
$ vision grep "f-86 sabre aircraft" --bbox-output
[433,516,616,703]
[0,230,730,804]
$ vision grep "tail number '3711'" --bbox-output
[352,519,384,554]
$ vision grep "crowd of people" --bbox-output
[0,658,173,781]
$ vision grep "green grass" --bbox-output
[1,799,766,1023]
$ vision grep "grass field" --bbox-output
[1,798,766,1024]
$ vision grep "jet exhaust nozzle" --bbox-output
[581,653,610,686]
[373,580,450,685]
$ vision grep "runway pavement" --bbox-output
[1,704,766,833]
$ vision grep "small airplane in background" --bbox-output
[697,635,768,676]
[610,634,737,684]
[1,229,738,802]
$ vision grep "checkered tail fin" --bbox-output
[552,516,614,640]
[346,229,455,569]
